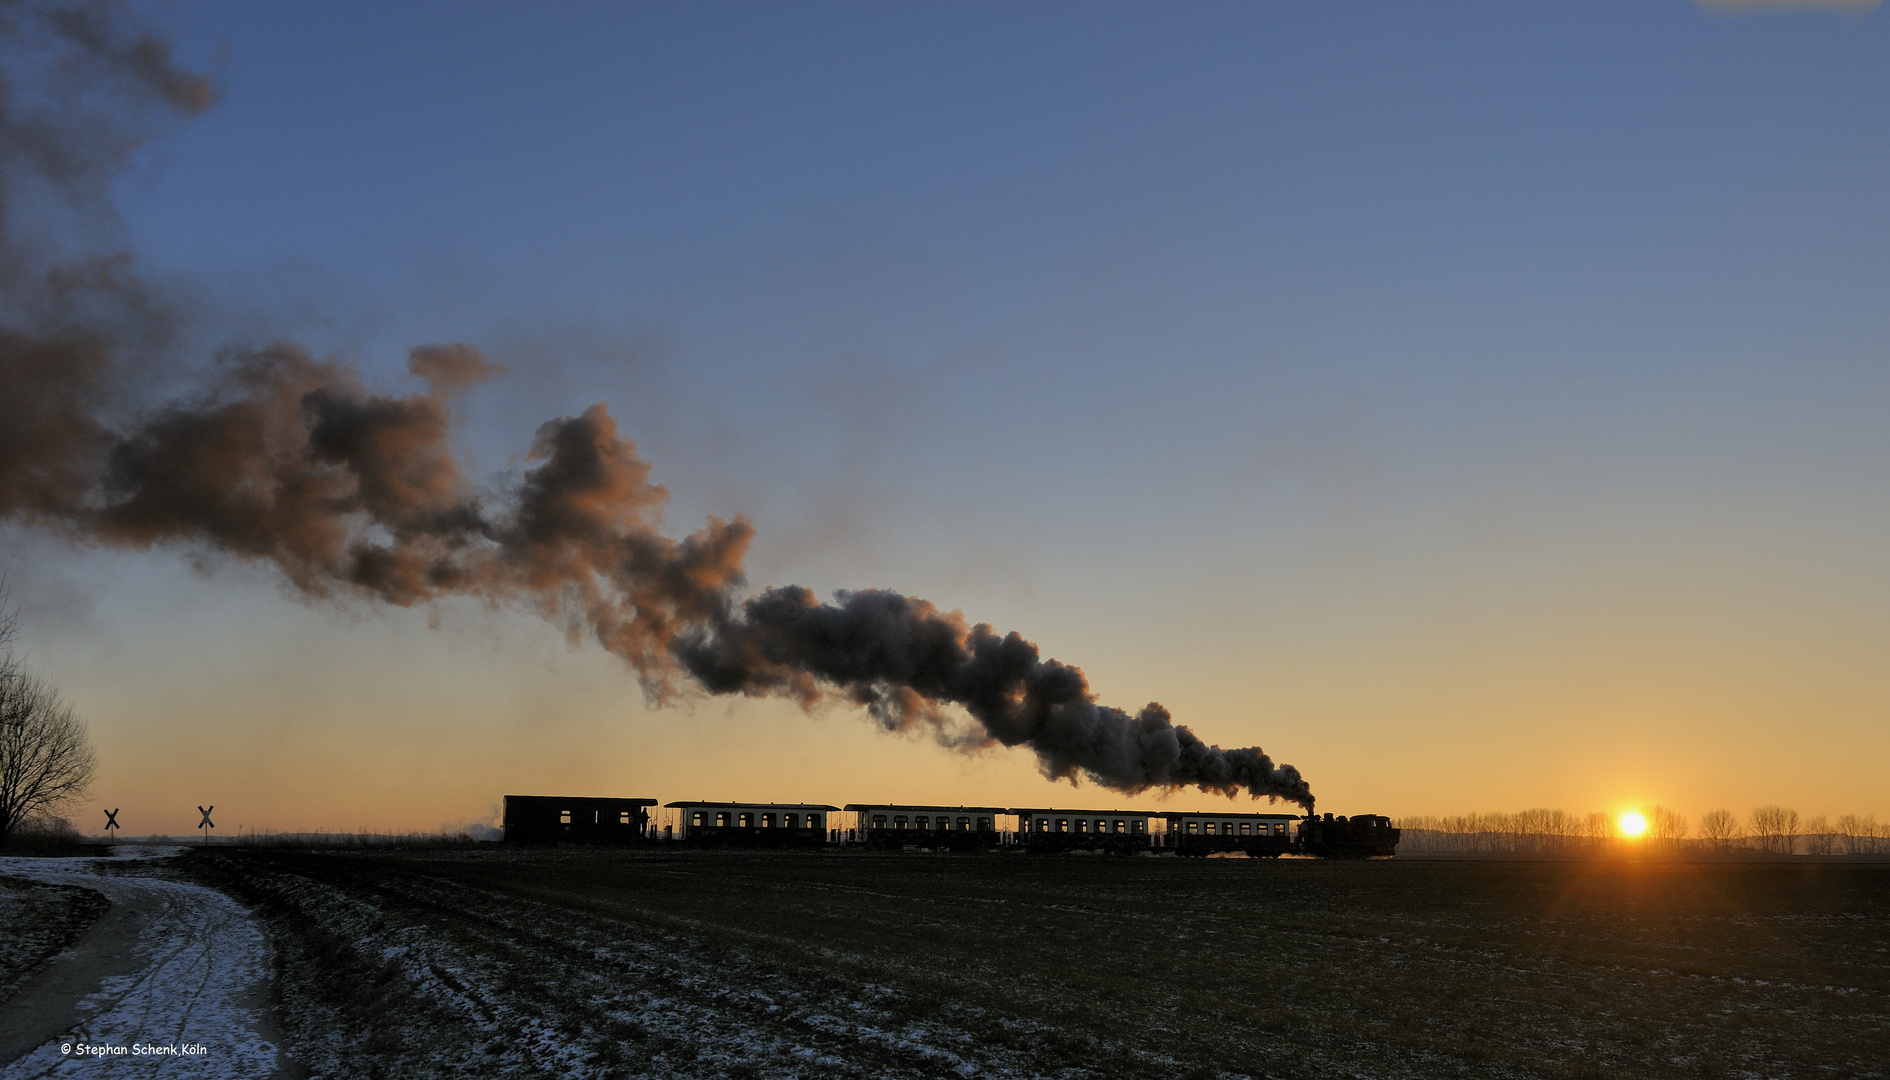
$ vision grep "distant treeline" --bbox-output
[1393,807,1890,855]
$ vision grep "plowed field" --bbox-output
[180,849,1889,1080]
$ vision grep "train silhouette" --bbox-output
[503,796,1400,859]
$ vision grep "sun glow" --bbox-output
[1617,811,1648,838]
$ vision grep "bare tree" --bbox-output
[1651,806,1688,847]
[1583,811,1614,850]
[1835,813,1884,856]
[1834,814,1861,855]
[1699,808,1740,852]
[1802,815,1834,856]
[1749,805,1799,855]
[0,590,97,843]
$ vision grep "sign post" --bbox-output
[197,805,215,842]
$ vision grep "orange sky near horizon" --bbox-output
[6,4,1890,841]
[19,535,1883,840]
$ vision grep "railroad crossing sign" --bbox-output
[198,805,215,834]
[103,808,120,833]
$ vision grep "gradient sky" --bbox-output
[6,1,1888,836]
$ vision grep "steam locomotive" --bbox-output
[503,796,1401,858]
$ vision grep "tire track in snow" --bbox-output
[0,851,285,1079]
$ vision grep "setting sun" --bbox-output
[1618,811,1648,838]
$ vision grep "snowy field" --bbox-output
[5,846,1884,1078]
[0,850,282,1079]
[177,847,1889,1080]
[0,877,107,1008]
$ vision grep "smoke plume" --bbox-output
[0,1,1311,807]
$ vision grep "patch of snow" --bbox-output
[0,853,279,1079]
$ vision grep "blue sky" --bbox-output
[10,1,1888,832]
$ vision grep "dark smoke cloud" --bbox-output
[677,588,1312,804]
[0,1,1312,808]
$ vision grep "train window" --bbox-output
[692,811,706,827]
[1131,820,1146,833]
[957,817,970,831]
[1035,818,1048,832]
[736,813,751,828]
[976,817,990,831]
[808,815,823,831]
[559,810,571,825]
[716,812,730,827]
[619,811,630,825]
[894,816,908,829]
[919,817,933,830]
[1185,821,1198,834]
[872,815,887,828]
[1076,819,1088,834]
[1056,819,1068,833]
[1239,822,1250,835]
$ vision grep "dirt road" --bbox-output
[0,851,287,1079]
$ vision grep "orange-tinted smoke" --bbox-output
[0,0,1310,805]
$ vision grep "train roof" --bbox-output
[503,795,658,806]
[844,804,1010,814]
[1162,810,1300,819]
[1009,807,1160,817]
[662,800,840,810]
